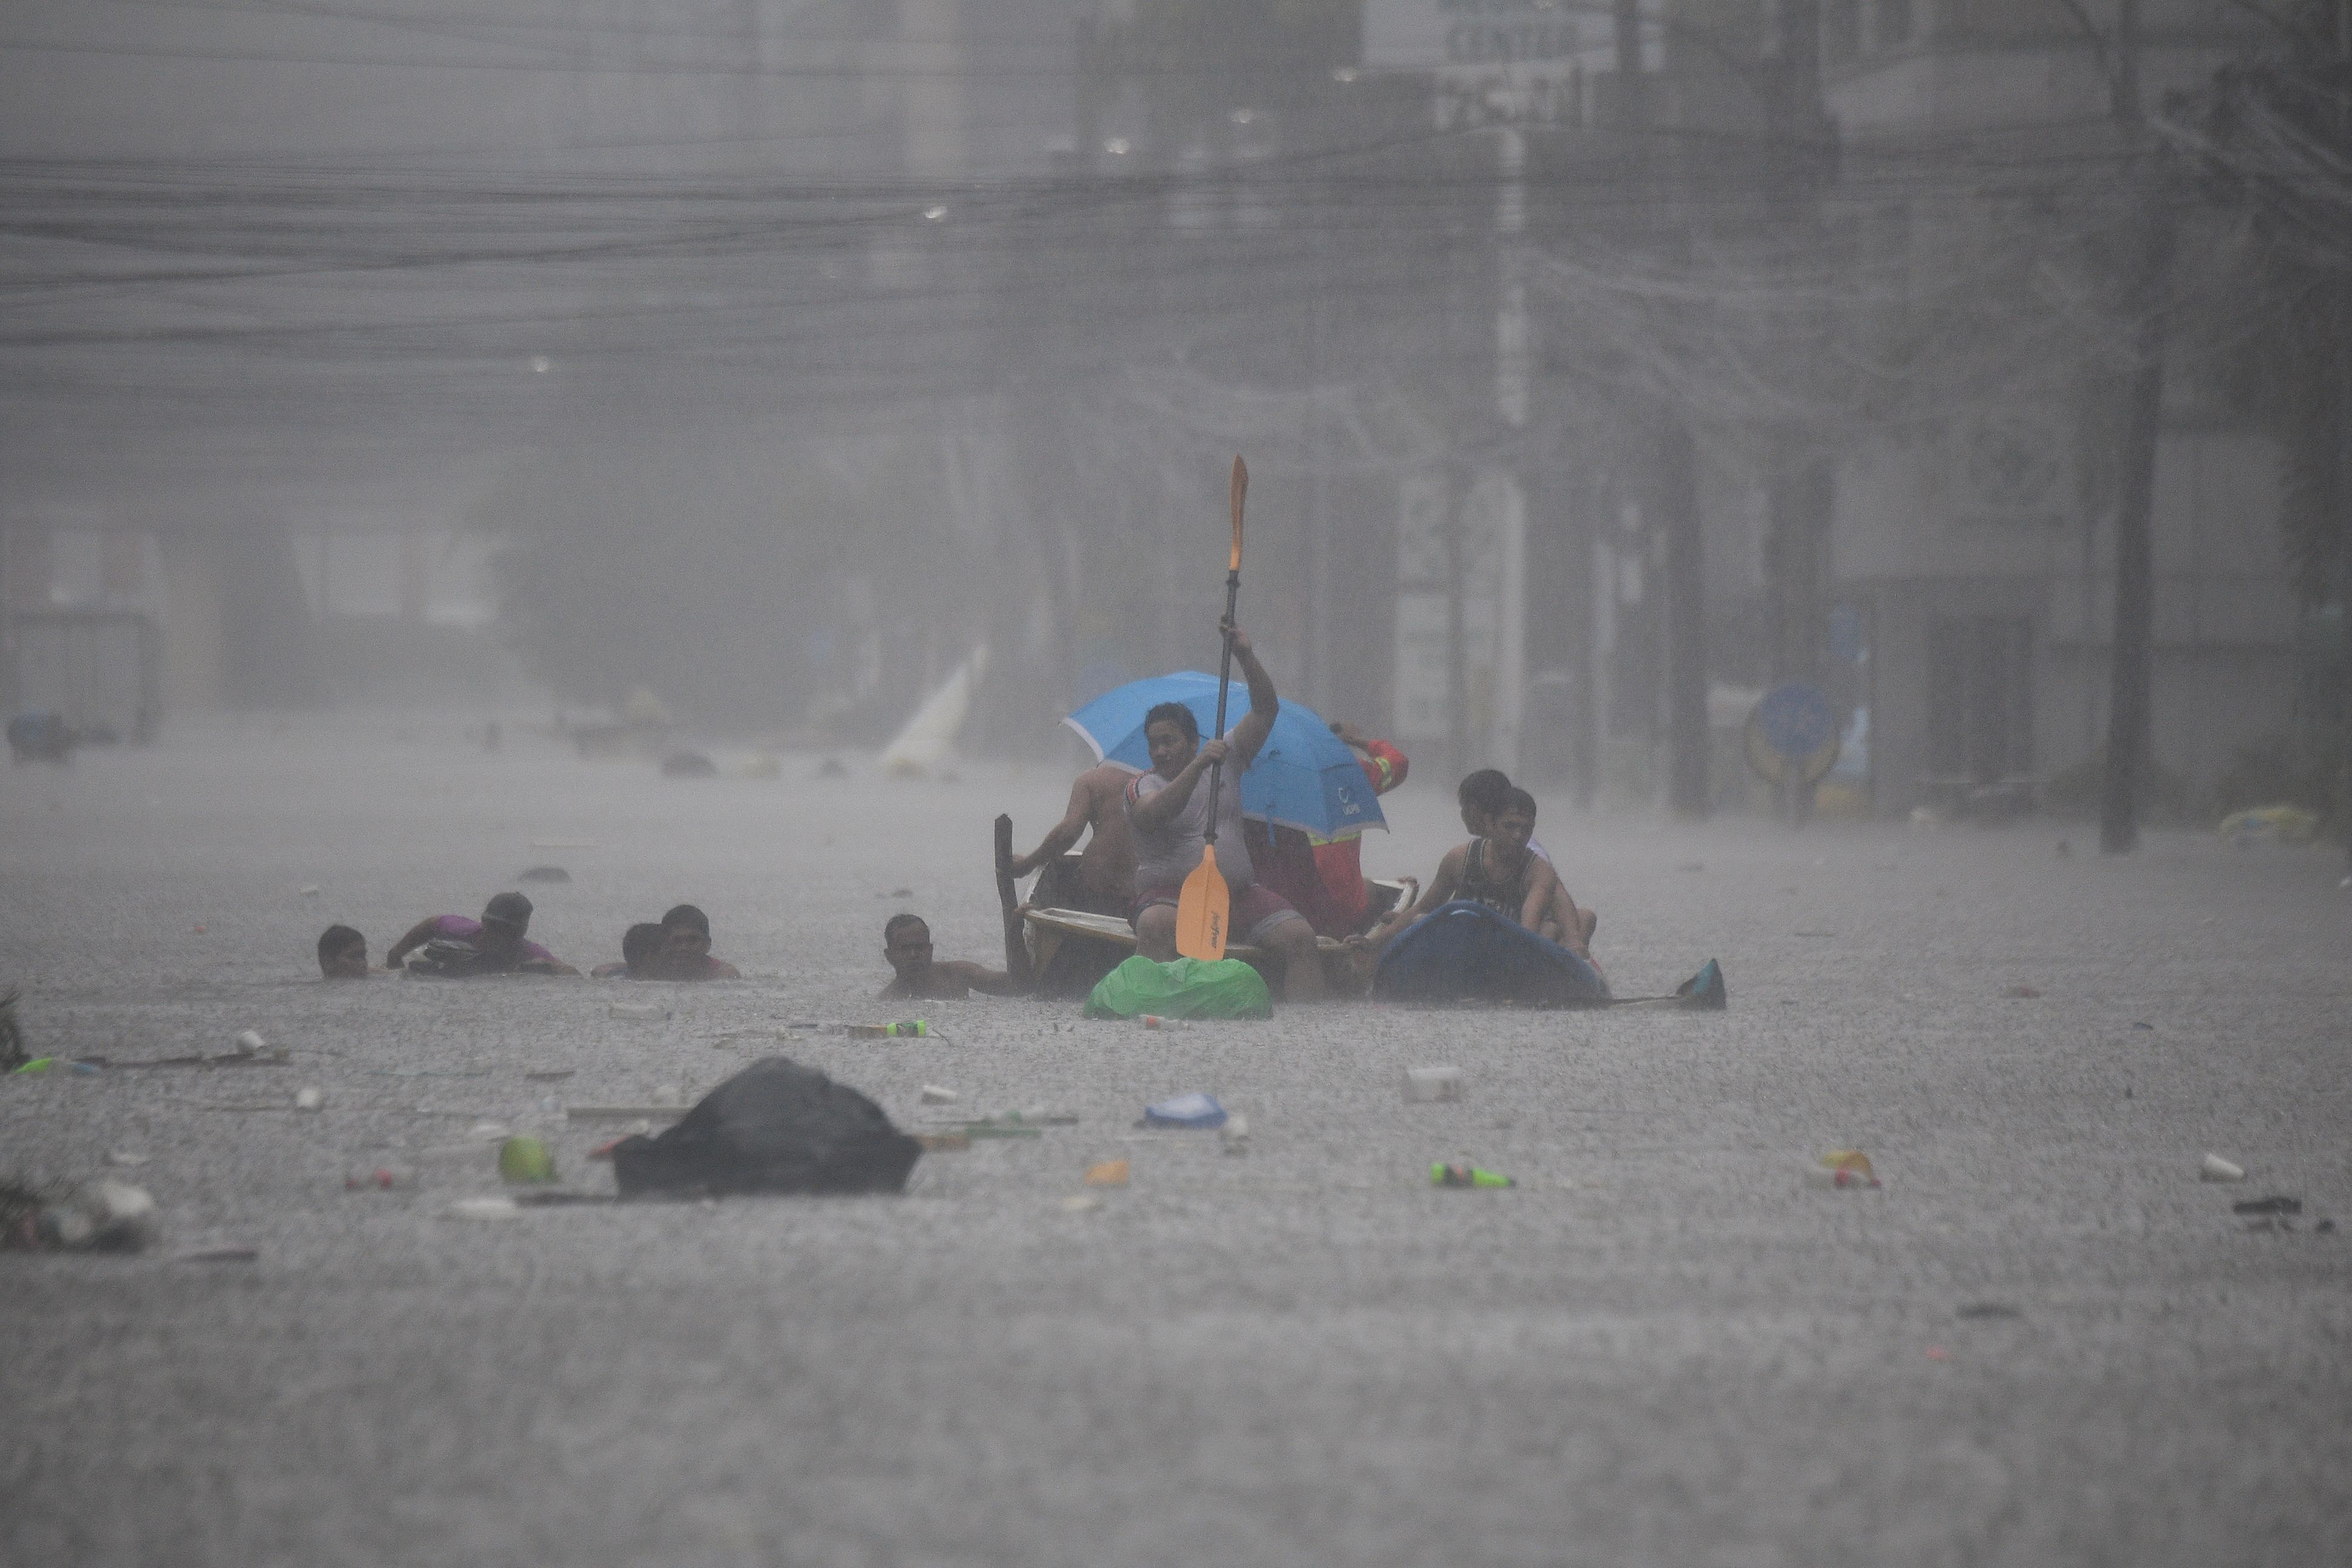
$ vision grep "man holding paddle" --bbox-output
[1123,620,1325,1000]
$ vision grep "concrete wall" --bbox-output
[1838,421,2295,812]
[158,532,227,714]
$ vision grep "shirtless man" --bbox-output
[317,925,373,979]
[1008,763,1137,914]
[879,914,1024,1000]
[591,923,670,979]
[1124,622,1324,1000]
[1356,786,1597,962]
[656,904,743,980]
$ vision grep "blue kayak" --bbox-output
[1371,900,1612,1007]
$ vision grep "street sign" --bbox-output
[1365,0,1594,72]
[1365,1,1615,125]
[1826,603,1865,665]
[1744,683,1841,786]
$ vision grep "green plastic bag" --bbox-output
[1084,954,1272,1020]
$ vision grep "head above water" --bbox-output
[1143,700,1201,778]
[1457,768,1515,834]
[317,924,368,979]
[660,903,712,966]
[1489,786,1538,853]
[882,913,932,979]
[621,922,668,971]
[477,891,533,956]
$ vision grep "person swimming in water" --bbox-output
[879,913,1023,999]
[591,923,671,979]
[317,925,372,979]
[384,891,577,976]
[655,904,742,979]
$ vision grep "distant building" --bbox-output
[1821,0,2295,814]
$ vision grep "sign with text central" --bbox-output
[1364,0,1596,72]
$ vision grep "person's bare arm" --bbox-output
[1518,857,1562,933]
[383,916,443,968]
[1544,876,1591,956]
[1221,625,1280,771]
[1127,740,1227,832]
[1010,778,1096,877]
[1354,846,1466,956]
[944,959,1024,997]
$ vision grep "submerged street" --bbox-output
[2,719,2347,1566]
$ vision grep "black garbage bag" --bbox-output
[611,1056,922,1200]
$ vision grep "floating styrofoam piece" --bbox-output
[1404,1065,1464,1102]
[1142,1091,1226,1130]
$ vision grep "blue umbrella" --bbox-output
[1064,672,1388,842]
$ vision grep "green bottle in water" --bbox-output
[1431,1162,1513,1189]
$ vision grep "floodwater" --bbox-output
[3,715,2348,1566]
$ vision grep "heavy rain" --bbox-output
[3,2,2348,1563]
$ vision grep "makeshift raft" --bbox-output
[1020,878,1415,999]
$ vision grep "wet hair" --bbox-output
[1143,702,1199,745]
[883,913,928,945]
[659,903,709,937]
[621,923,668,967]
[1498,786,1538,820]
[1457,769,1514,814]
[481,891,533,928]
[317,925,364,963]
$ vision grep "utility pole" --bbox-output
[1661,415,1709,818]
[1493,122,1531,778]
[1304,219,1331,711]
[2098,0,2169,854]
[2334,0,2352,871]
[1567,475,1602,811]
[1616,0,1710,817]
[1762,0,1836,825]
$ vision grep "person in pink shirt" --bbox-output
[384,891,575,976]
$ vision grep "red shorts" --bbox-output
[1130,882,1305,946]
